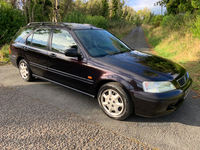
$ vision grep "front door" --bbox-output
[46,28,93,94]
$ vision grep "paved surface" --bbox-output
[122,26,149,52]
[1,27,200,149]
[0,84,151,149]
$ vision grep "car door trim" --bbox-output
[48,67,94,84]
[30,62,48,70]
[32,74,95,97]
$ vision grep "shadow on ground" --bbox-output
[10,79,200,128]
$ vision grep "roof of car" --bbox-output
[27,22,100,30]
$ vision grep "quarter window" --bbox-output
[13,27,35,43]
[51,29,76,54]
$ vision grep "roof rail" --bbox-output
[27,22,66,26]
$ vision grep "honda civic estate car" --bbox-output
[9,22,192,120]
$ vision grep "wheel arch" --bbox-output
[95,79,115,97]
[17,56,24,67]
[95,78,134,101]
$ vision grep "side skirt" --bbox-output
[32,74,95,98]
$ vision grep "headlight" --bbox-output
[142,81,176,93]
[186,72,189,78]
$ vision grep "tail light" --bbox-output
[9,46,11,54]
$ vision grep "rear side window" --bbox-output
[26,28,50,49]
[13,27,35,43]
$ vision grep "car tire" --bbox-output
[98,82,133,120]
[18,59,34,82]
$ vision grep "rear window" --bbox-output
[13,27,35,43]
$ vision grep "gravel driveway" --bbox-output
[0,84,153,149]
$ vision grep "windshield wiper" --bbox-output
[110,50,130,56]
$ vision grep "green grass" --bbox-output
[0,44,10,62]
[142,24,200,93]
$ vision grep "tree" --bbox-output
[117,0,125,19]
[192,0,200,9]
[122,5,136,21]
[0,0,26,46]
[156,0,197,14]
[111,0,118,19]
[101,0,109,18]
[86,0,102,16]
[137,7,151,20]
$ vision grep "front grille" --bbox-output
[177,73,189,87]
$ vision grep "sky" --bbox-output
[127,0,166,15]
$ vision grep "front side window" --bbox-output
[30,28,50,49]
[51,29,77,54]
[74,29,130,57]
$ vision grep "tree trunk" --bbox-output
[27,0,31,23]
[52,0,57,22]
[22,0,28,24]
[56,0,59,22]
[42,0,46,21]
[32,0,37,22]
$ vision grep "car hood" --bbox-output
[95,50,186,81]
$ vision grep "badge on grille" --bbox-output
[184,76,187,82]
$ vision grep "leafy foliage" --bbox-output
[161,14,183,30]
[101,0,109,18]
[192,0,200,9]
[191,15,200,38]
[111,0,119,20]
[153,15,164,28]
[0,44,10,62]
[157,0,198,14]
[63,11,87,24]
[0,0,26,47]
[63,11,108,29]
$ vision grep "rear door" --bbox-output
[24,27,51,77]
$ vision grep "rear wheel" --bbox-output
[98,82,133,120]
[19,59,34,82]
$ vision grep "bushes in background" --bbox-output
[153,15,164,28]
[63,11,135,39]
[0,0,26,47]
[191,15,200,38]
[0,44,10,62]
[161,14,183,30]
[108,19,133,29]
[63,11,108,29]
[147,12,200,38]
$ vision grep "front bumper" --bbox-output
[130,78,192,117]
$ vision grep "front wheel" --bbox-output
[19,59,34,82]
[98,82,133,120]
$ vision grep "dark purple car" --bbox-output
[9,22,192,120]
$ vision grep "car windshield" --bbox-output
[74,29,131,57]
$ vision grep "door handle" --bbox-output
[49,53,57,58]
[24,47,29,51]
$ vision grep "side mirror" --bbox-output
[65,48,82,60]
